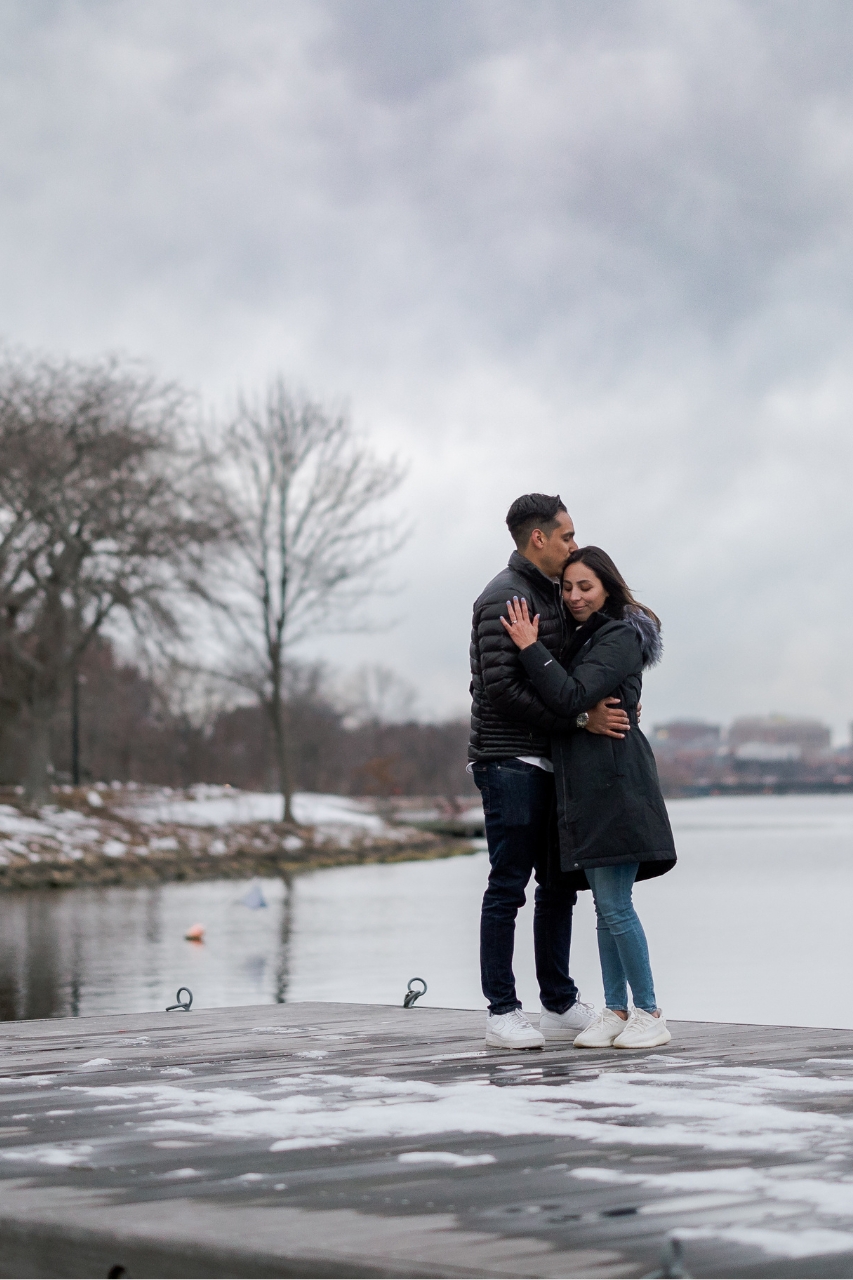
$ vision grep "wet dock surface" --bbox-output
[2,1002,853,1277]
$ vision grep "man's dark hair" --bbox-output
[505,493,567,548]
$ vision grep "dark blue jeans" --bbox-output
[473,759,579,1016]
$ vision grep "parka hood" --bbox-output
[623,606,662,669]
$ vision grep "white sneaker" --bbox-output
[613,1007,671,1049]
[485,1008,546,1050]
[573,1007,629,1048]
[539,999,596,1041]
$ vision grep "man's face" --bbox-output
[531,510,578,578]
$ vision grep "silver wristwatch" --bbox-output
[576,711,589,729]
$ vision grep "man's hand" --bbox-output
[587,697,631,739]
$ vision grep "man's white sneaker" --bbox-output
[573,1007,629,1048]
[613,1007,671,1049]
[485,1008,546,1050]
[539,999,596,1041]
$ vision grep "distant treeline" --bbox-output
[0,639,474,800]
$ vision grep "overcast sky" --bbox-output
[3,1,853,735]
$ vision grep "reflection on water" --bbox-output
[0,878,293,1020]
[4,793,853,1028]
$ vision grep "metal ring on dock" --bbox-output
[403,977,427,1008]
[166,987,193,1012]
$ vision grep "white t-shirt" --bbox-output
[514,755,554,772]
[466,756,554,774]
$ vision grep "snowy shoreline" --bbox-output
[0,785,474,890]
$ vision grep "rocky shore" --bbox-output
[0,785,476,891]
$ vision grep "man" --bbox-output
[469,493,631,1049]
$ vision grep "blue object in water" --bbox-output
[239,883,268,910]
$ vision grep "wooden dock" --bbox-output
[2,1002,853,1278]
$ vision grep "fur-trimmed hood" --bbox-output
[623,607,663,669]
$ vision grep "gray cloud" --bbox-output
[1,1,853,732]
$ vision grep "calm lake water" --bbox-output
[3,793,852,1029]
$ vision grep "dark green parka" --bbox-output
[518,608,676,887]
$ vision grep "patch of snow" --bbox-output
[86,791,103,807]
[36,1060,853,1262]
[573,1165,853,1258]
[679,1226,853,1261]
[102,840,126,858]
[0,809,54,837]
[149,836,179,851]
[62,1063,853,1162]
[79,1058,112,1069]
[269,1137,341,1151]
[398,1151,496,1168]
[119,790,389,834]
[2,1144,93,1167]
[40,808,86,829]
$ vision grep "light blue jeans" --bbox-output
[585,864,657,1013]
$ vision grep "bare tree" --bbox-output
[218,379,406,822]
[0,352,228,801]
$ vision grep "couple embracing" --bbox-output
[469,493,677,1052]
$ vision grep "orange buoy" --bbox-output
[184,923,205,942]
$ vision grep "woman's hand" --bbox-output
[500,596,540,649]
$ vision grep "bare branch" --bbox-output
[212,379,408,819]
[0,350,233,799]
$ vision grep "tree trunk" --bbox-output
[71,667,81,786]
[24,703,54,805]
[0,701,22,786]
[267,695,295,824]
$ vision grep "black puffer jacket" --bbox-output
[518,608,676,885]
[469,551,581,761]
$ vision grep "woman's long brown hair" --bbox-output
[564,546,661,628]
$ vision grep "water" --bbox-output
[2,793,853,1029]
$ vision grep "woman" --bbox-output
[501,546,676,1050]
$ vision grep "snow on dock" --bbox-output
[1,1004,853,1278]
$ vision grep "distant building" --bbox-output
[650,722,723,794]
[733,741,802,763]
[649,715,849,796]
[651,722,721,751]
[728,716,831,757]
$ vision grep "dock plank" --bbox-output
[2,1003,853,1277]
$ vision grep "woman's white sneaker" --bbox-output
[612,1008,671,1049]
[573,1007,628,1048]
[539,999,596,1041]
[485,1008,546,1050]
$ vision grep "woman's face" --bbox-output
[562,561,608,622]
